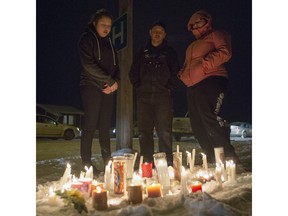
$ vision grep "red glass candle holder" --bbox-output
[141,162,152,178]
[191,181,202,193]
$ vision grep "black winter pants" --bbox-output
[80,85,114,167]
[137,94,173,166]
[186,76,239,163]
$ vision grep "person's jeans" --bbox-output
[80,85,114,167]
[137,94,173,166]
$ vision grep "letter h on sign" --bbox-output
[112,13,127,51]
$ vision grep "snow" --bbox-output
[36,164,252,216]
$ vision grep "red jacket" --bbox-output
[179,10,232,87]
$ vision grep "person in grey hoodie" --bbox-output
[78,9,120,175]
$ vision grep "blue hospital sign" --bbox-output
[112,13,127,51]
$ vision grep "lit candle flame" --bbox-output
[49,187,55,196]
[72,174,78,182]
[96,186,102,193]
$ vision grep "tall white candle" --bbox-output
[132,152,138,173]
[229,160,236,181]
[190,149,195,173]
[220,160,227,181]
[104,160,112,190]
[215,163,222,188]
[85,165,93,179]
[156,159,170,194]
[201,153,208,171]
[186,151,191,166]
[181,166,188,195]
[139,156,143,174]
[59,163,71,188]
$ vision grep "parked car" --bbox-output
[172,112,193,141]
[36,114,80,140]
[230,122,252,138]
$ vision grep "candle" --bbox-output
[214,147,225,164]
[153,152,171,195]
[215,163,222,187]
[230,161,236,181]
[147,183,162,198]
[220,160,227,181]
[48,187,58,205]
[127,185,143,204]
[201,153,208,171]
[63,163,71,178]
[113,156,126,194]
[139,156,143,175]
[190,149,195,173]
[78,177,93,192]
[124,153,135,180]
[132,152,138,174]
[92,186,108,210]
[141,162,152,178]
[85,165,93,179]
[132,173,143,185]
[59,163,71,188]
[154,158,170,194]
[89,180,104,197]
[104,160,112,190]
[186,151,191,166]
[181,167,188,195]
[70,181,83,190]
[168,166,174,179]
[191,181,202,193]
[173,151,182,181]
[226,160,236,181]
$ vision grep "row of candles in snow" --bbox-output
[51,153,200,210]
[52,146,236,210]
[186,146,237,183]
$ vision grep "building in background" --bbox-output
[36,104,84,128]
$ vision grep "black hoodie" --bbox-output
[78,25,120,90]
[129,39,180,96]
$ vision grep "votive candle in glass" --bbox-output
[191,181,202,193]
[127,184,143,204]
[141,162,153,178]
[147,183,162,198]
[92,186,108,210]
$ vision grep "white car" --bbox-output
[36,114,80,140]
[230,122,252,138]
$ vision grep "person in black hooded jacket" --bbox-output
[129,21,180,166]
[78,9,120,175]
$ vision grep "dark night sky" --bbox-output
[36,0,252,123]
